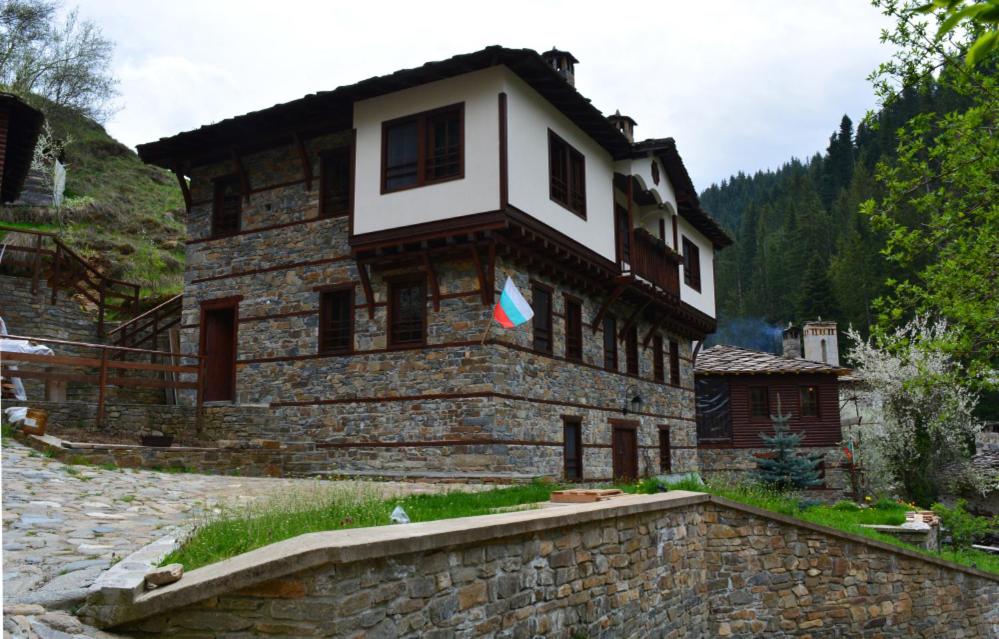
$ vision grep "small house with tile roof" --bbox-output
[694,344,851,494]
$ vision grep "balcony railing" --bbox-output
[630,228,680,299]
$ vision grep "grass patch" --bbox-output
[630,477,999,576]
[164,480,558,571]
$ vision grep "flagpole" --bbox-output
[479,318,493,345]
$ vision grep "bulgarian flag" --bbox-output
[492,277,534,328]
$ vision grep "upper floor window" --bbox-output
[682,236,701,291]
[750,386,769,418]
[320,146,352,217]
[564,296,583,361]
[382,104,463,193]
[625,325,639,376]
[653,335,665,382]
[318,287,353,354]
[388,276,426,346]
[603,315,617,371]
[800,385,820,417]
[669,339,681,386]
[548,130,586,218]
[532,284,553,355]
[212,175,241,237]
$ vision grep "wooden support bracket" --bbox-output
[173,165,192,212]
[470,247,488,306]
[618,299,652,340]
[423,254,441,312]
[230,148,250,203]
[293,133,313,191]
[357,262,375,319]
[591,278,628,333]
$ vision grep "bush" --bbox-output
[832,500,861,511]
[932,500,996,550]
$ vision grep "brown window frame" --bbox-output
[563,416,583,481]
[658,426,671,473]
[319,145,353,218]
[800,385,820,417]
[749,386,770,419]
[548,129,586,218]
[653,334,665,383]
[317,285,354,355]
[625,325,639,376]
[682,236,701,291]
[603,314,617,372]
[381,103,464,194]
[211,174,242,237]
[669,339,681,386]
[387,275,427,347]
[531,283,553,355]
[564,295,583,362]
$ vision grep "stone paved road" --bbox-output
[1,438,471,638]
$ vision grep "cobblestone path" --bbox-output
[1,438,467,638]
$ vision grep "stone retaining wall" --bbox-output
[84,493,999,638]
[698,446,851,500]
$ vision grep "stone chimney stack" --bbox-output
[608,110,637,143]
[782,323,802,359]
[541,48,578,87]
[803,320,839,366]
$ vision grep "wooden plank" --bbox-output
[173,165,192,211]
[0,367,99,385]
[96,348,108,426]
[1,334,200,359]
[0,367,198,390]
[0,352,103,368]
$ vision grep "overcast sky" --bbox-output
[80,0,894,189]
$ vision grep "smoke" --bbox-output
[706,317,783,354]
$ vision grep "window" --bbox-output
[548,130,586,217]
[658,218,667,242]
[651,160,661,186]
[564,296,583,361]
[563,417,583,481]
[319,147,351,217]
[800,385,820,417]
[603,315,617,371]
[653,335,665,382]
[318,288,353,354]
[388,277,426,346]
[682,236,701,291]
[749,386,770,418]
[696,377,732,442]
[212,175,241,236]
[532,284,553,354]
[669,340,681,386]
[625,325,639,375]
[382,104,463,192]
[659,427,671,473]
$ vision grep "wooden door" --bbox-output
[612,424,638,481]
[615,205,631,264]
[202,305,236,402]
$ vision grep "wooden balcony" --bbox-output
[630,228,681,300]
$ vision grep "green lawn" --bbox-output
[163,480,558,570]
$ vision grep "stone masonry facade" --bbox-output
[110,495,999,638]
[178,132,700,481]
[699,447,851,500]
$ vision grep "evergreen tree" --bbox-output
[754,400,824,491]
[796,255,837,322]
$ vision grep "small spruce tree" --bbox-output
[754,399,824,491]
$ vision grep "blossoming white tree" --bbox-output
[846,317,988,505]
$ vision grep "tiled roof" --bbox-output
[695,345,850,376]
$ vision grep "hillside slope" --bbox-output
[0,95,185,299]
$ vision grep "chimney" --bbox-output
[608,110,637,143]
[803,320,839,366]
[541,47,578,87]
[782,323,802,359]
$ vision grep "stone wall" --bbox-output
[87,493,999,638]
[176,136,701,481]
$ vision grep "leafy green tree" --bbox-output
[754,401,824,491]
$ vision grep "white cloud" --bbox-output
[80,0,894,187]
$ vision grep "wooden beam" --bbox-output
[173,165,192,212]
[293,132,313,191]
[470,247,488,306]
[357,262,375,319]
[423,253,441,312]
[486,240,496,305]
[230,148,250,203]
[498,92,508,209]
[618,299,652,340]
[642,312,661,348]
[591,278,629,333]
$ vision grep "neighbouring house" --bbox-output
[0,92,44,205]
[136,46,731,482]
[694,322,852,495]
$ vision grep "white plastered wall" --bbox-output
[352,67,504,235]
[503,71,617,261]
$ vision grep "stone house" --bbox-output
[694,339,851,495]
[136,46,731,482]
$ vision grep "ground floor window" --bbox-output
[659,427,671,473]
[563,417,583,481]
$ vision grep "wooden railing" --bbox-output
[630,228,681,299]
[107,294,182,350]
[0,225,141,336]
[0,334,204,427]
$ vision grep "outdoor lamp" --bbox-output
[623,385,643,415]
